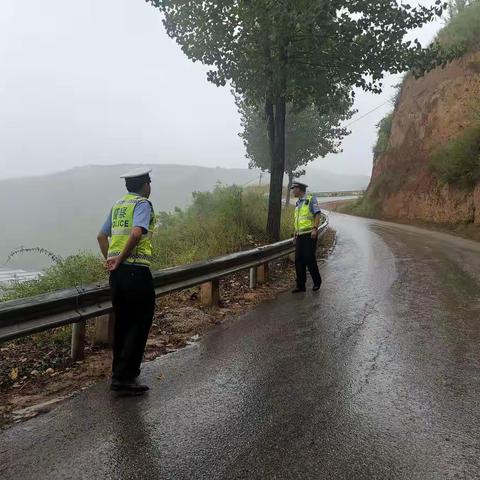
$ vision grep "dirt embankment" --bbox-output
[0,269,294,428]
[0,229,336,429]
[368,49,480,227]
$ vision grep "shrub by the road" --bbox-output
[1,186,294,302]
[0,252,106,302]
[152,185,294,268]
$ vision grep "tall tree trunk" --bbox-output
[265,98,275,162]
[267,96,286,242]
[285,172,293,206]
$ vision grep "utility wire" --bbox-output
[239,99,391,182]
[344,100,392,128]
[242,175,263,187]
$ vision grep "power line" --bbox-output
[344,100,392,128]
[239,99,391,181]
[242,174,263,187]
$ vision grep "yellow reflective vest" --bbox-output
[107,194,155,267]
[294,194,315,235]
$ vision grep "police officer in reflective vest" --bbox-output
[291,181,322,293]
[97,168,156,394]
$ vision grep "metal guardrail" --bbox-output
[0,216,328,344]
[313,190,364,198]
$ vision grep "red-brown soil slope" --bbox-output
[368,50,480,225]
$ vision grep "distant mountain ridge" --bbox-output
[1,164,368,269]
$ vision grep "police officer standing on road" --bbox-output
[97,168,156,395]
[291,181,322,293]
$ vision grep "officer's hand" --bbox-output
[311,228,318,240]
[106,257,121,272]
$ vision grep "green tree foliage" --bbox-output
[237,96,354,204]
[146,1,453,240]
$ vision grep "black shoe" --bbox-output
[292,287,306,293]
[110,378,150,394]
[312,284,321,291]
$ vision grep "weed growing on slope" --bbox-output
[372,113,394,164]
[437,1,480,51]
[430,125,480,189]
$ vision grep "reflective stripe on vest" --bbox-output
[294,194,315,234]
[107,193,155,267]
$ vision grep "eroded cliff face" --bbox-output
[369,50,480,225]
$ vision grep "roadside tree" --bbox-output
[148,0,452,240]
[237,97,354,205]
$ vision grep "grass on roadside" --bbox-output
[337,196,382,218]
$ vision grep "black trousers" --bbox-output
[295,234,322,289]
[109,264,155,380]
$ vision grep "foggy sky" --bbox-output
[0,1,445,180]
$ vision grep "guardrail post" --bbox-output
[249,267,258,289]
[257,263,269,285]
[200,280,220,307]
[94,313,115,346]
[71,321,86,361]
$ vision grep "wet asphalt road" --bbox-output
[1,213,480,480]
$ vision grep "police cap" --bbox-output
[290,181,308,190]
[120,167,152,180]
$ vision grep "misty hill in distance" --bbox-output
[1,164,368,270]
